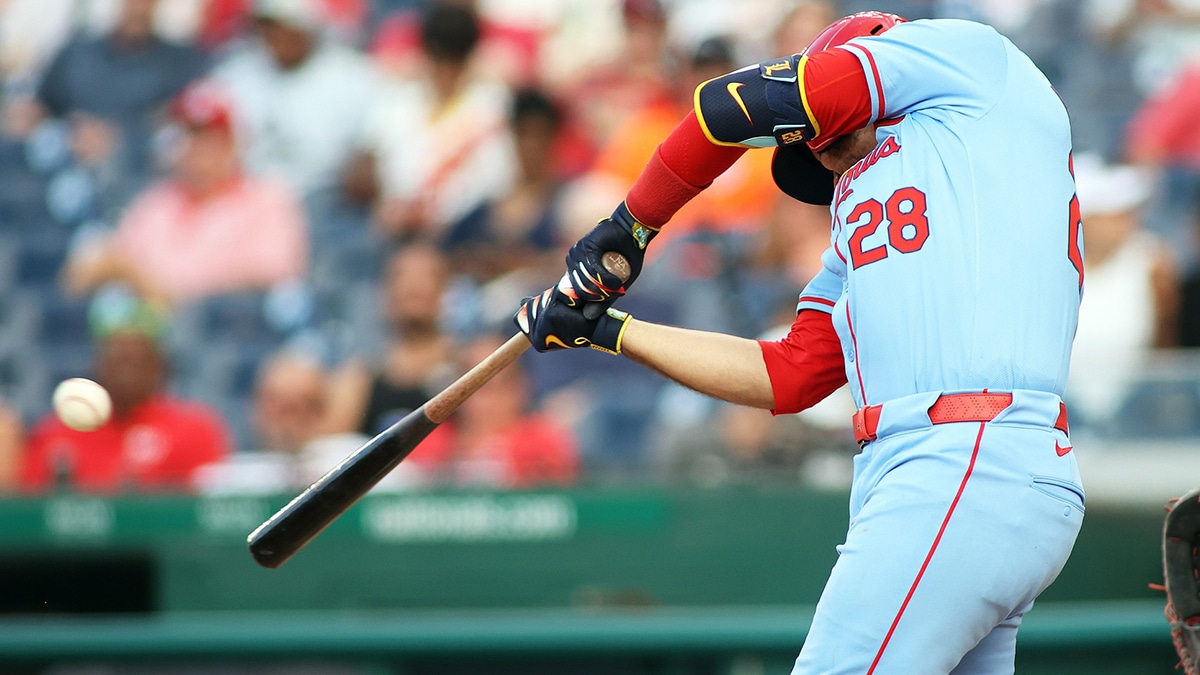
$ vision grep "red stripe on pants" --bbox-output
[866,421,987,674]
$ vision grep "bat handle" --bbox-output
[424,333,528,424]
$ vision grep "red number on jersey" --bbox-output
[848,187,930,268]
[1066,154,1084,289]
[848,199,887,268]
[886,187,930,253]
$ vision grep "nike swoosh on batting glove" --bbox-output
[514,287,632,355]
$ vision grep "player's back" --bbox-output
[826,19,1081,406]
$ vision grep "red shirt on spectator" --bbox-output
[409,414,579,489]
[19,395,231,494]
[1126,63,1200,169]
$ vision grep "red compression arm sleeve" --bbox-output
[758,309,847,415]
[625,111,746,228]
[803,48,873,146]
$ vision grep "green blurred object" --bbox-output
[87,285,168,340]
[0,488,1177,673]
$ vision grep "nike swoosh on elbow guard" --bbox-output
[726,82,753,124]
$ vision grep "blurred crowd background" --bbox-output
[0,0,1198,497]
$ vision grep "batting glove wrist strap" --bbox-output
[590,308,632,356]
[609,201,659,251]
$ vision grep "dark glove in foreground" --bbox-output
[1164,487,1200,675]
[514,284,631,355]
[564,202,657,309]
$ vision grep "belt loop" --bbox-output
[853,405,882,447]
[1055,402,1070,435]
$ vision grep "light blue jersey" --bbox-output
[797,19,1083,408]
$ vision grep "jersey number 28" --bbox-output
[847,187,929,269]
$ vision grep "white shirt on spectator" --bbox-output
[214,40,377,197]
[1068,231,1159,422]
[359,76,516,234]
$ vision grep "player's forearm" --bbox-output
[618,318,776,410]
[624,112,746,229]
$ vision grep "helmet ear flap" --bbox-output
[773,11,905,205]
[772,144,835,206]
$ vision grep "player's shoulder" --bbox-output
[881,17,1001,41]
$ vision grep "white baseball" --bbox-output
[53,378,112,432]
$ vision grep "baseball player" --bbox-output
[517,11,1085,674]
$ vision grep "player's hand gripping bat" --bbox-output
[247,252,631,568]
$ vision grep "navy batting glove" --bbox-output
[563,202,657,310]
[514,283,632,355]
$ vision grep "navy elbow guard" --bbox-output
[694,56,834,206]
[693,55,817,148]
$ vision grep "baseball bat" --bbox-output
[247,252,631,569]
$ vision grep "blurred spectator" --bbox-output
[6,0,206,187]
[441,87,568,284]
[591,36,777,242]
[1084,0,1200,95]
[654,302,856,487]
[663,401,846,486]
[1175,188,1200,346]
[1,1,79,89]
[751,198,838,307]
[61,79,309,308]
[556,0,678,159]
[371,1,546,86]
[213,0,377,199]
[589,35,778,336]
[1067,154,1178,424]
[411,334,579,488]
[196,0,369,51]
[192,348,372,494]
[16,301,231,493]
[322,243,456,437]
[763,196,834,283]
[253,349,331,456]
[771,0,839,55]
[0,404,24,492]
[1126,60,1200,170]
[1123,47,1200,265]
[348,2,516,241]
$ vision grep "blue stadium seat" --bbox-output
[195,293,285,348]
[0,241,16,294]
[0,138,54,229]
[1110,378,1200,439]
[216,394,256,453]
[35,295,91,351]
[1100,352,1200,439]
[13,225,73,293]
[310,231,386,292]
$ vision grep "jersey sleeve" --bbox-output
[836,19,1008,123]
[756,246,848,415]
[796,261,842,314]
[758,307,847,415]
